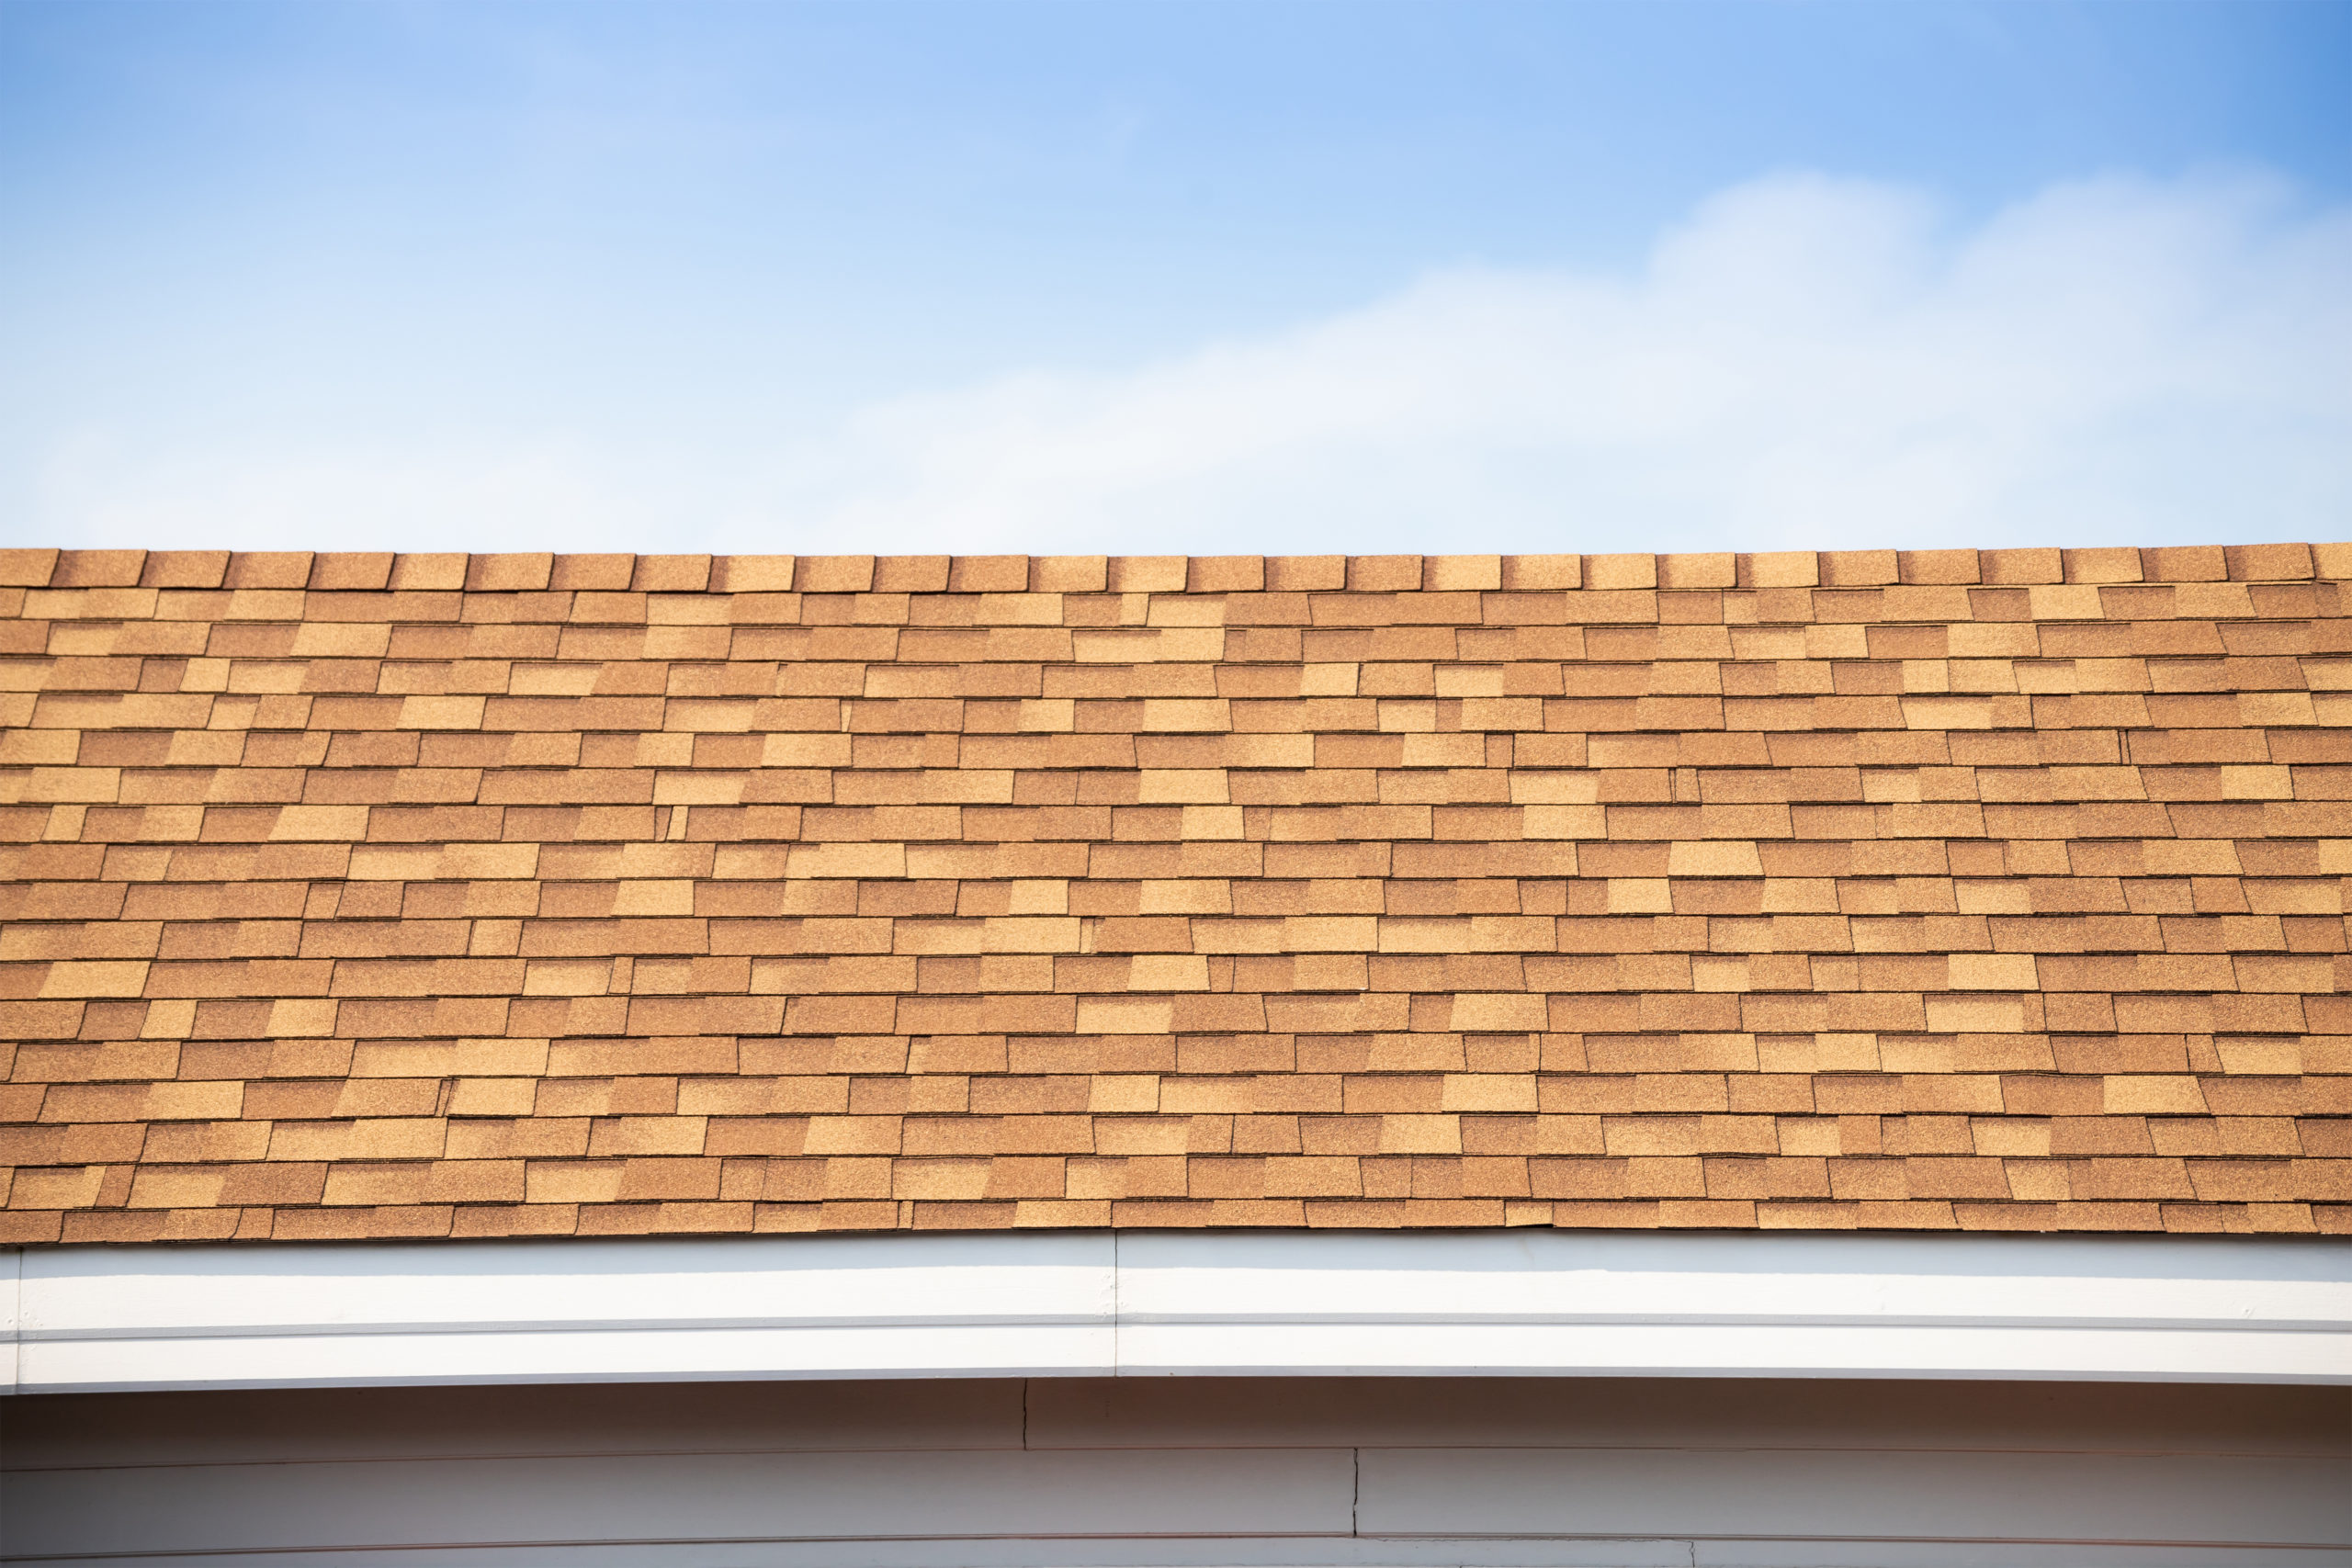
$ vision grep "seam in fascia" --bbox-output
[2,1247,20,1396]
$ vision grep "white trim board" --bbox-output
[4,1229,2346,1394]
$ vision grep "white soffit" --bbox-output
[3,1229,2345,1394]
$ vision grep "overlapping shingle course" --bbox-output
[2,545,2347,1243]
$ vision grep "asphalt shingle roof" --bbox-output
[2,545,2346,1242]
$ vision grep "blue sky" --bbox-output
[3,0,2346,553]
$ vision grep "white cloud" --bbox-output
[28,432,654,556]
[21,168,2349,554]
[785,169,2350,554]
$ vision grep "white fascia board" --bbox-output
[23,1323,1121,1394]
[9,1233,1118,1394]
[5,1229,2346,1393]
[23,1232,1117,1339]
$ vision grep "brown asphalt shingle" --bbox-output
[1,545,2347,1243]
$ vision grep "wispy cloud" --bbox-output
[30,433,659,556]
[784,169,2350,553]
[26,169,2349,553]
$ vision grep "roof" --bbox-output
[1,544,2346,1245]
